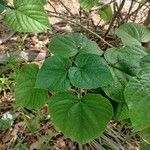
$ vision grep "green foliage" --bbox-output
[0,118,12,130]
[49,92,113,144]
[49,33,103,57]
[69,54,112,89]
[98,4,113,22]
[79,0,99,11]
[2,4,147,143]
[124,67,150,131]
[140,54,150,68]
[4,0,50,33]
[113,103,129,121]
[35,56,71,92]
[15,64,49,109]
[116,23,150,46]
[0,0,6,13]
[139,128,150,150]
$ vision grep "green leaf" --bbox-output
[113,103,129,121]
[49,92,113,144]
[140,54,150,68]
[104,47,147,76]
[102,67,130,102]
[15,64,48,109]
[35,56,71,92]
[39,0,47,5]
[79,0,99,11]
[116,23,150,46]
[49,33,103,57]
[0,0,6,13]
[4,0,50,33]
[69,54,113,89]
[103,46,146,102]
[98,4,113,22]
[124,67,150,131]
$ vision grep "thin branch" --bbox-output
[0,32,15,44]
[48,1,58,14]
[104,0,126,37]
[48,14,113,47]
[57,0,75,18]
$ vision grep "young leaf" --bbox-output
[140,54,150,68]
[15,64,48,109]
[98,4,113,22]
[35,56,71,92]
[69,54,113,89]
[49,92,113,144]
[124,67,150,131]
[116,23,150,46]
[0,0,6,13]
[4,0,50,33]
[79,0,99,11]
[48,33,103,57]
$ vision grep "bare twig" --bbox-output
[104,0,126,37]
[0,32,15,44]
[48,1,58,14]
[57,0,75,18]
[48,14,113,47]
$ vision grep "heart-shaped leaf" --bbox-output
[103,47,146,102]
[15,64,48,109]
[69,54,113,89]
[49,33,103,57]
[4,0,50,33]
[104,47,147,76]
[116,23,150,46]
[124,67,150,131]
[35,56,71,92]
[49,92,113,144]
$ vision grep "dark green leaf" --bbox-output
[103,67,130,102]
[124,67,150,131]
[48,33,103,57]
[69,54,113,89]
[4,0,50,33]
[116,23,150,46]
[35,56,71,92]
[140,54,150,68]
[0,0,6,13]
[49,92,113,144]
[98,4,113,22]
[15,64,48,109]
[104,47,147,76]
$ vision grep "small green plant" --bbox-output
[0,74,13,96]
[14,24,150,144]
